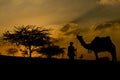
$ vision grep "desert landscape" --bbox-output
[0,0,120,64]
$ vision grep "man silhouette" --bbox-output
[67,42,76,60]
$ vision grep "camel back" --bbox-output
[91,36,112,45]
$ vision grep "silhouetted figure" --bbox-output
[77,35,117,62]
[68,42,76,60]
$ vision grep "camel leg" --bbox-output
[111,50,117,62]
[111,45,117,62]
[109,47,117,62]
[95,52,98,61]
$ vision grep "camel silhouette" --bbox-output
[77,35,117,62]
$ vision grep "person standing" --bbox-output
[67,42,76,60]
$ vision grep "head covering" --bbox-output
[70,42,74,45]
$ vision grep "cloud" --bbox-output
[94,20,120,31]
[1,0,120,35]
[95,23,113,30]
[0,0,97,26]
[98,0,120,5]
[60,23,86,36]
[71,3,120,29]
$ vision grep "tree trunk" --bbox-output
[29,45,32,58]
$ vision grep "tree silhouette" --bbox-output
[37,45,65,58]
[3,25,50,58]
[20,49,28,57]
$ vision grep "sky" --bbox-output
[0,0,120,29]
[0,0,120,61]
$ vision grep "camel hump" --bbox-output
[92,36,112,44]
[101,36,111,42]
[106,36,111,40]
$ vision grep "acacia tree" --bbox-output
[38,45,65,58]
[37,38,65,58]
[3,25,50,58]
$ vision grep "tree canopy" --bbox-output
[3,25,50,57]
[37,45,65,58]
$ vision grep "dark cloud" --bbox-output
[95,20,120,31]
[98,0,120,5]
[60,23,84,36]
[60,24,71,32]
[71,4,120,29]
[0,0,97,26]
[95,23,113,30]
[1,0,120,34]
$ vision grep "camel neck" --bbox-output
[78,37,89,49]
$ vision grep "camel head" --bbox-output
[77,35,82,40]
